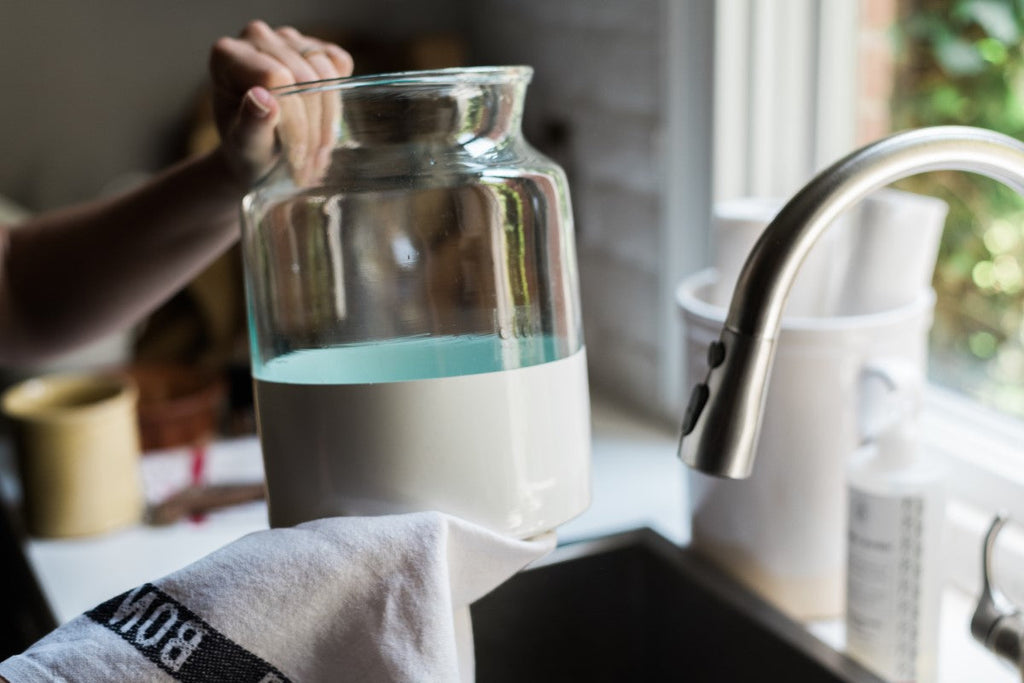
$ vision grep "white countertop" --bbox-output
[19,397,688,622]
[808,589,1015,682]
[6,396,1015,680]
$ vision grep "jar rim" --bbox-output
[270,65,533,98]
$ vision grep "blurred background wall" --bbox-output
[0,0,466,211]
[0,0,693,421]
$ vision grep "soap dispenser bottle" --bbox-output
[845,362,945,683]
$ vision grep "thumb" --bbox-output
[223,86,280,184]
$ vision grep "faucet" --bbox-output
[677,124,1024,675]
[678,125,1024,479]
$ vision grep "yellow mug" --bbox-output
[2,372,143,537]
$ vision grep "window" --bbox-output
[701,0,1024,591]
[707,0,1024,430]
[890,0,1024,419]
[881,2,1024,562]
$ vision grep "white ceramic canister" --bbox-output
[677,268,934,618]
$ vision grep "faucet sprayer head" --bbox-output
[678,126,1024,479]
[678,328,775,478]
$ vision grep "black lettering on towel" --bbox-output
[87,583,290,682]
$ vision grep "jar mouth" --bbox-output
[271,65,533,98]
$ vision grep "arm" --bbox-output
[0,21,351,364]
[0,150,243,362]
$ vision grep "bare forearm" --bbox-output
[0,149,245,363]
[0,22,353,367]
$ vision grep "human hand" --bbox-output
[208,20,353,187]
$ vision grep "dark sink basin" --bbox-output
[472,528,882,682]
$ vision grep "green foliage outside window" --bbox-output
[892,0,1024,415]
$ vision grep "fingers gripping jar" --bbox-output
[241,67,591,538]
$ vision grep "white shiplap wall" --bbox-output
[468,0,716,420]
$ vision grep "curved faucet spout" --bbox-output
[679,125,1024,479]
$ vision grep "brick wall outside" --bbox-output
[858,0,899,143]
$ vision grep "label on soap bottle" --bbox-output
[846,489,924,682]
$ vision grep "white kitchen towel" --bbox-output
[0,511,555,682]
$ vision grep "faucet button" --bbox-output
[682,383,710,435]
[707,340,726,368]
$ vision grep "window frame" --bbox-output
[692,0,1024,591]
[923,387,1024,517]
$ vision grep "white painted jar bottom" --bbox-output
[255,348,591,539]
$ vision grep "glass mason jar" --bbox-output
[241,66,590,538]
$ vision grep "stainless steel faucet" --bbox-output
[678,125,1024,479]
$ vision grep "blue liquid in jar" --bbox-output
[254,334,563,385]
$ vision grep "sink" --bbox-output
[0,500,57,660]
[0,490,882,681]
[471,528,882,682]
